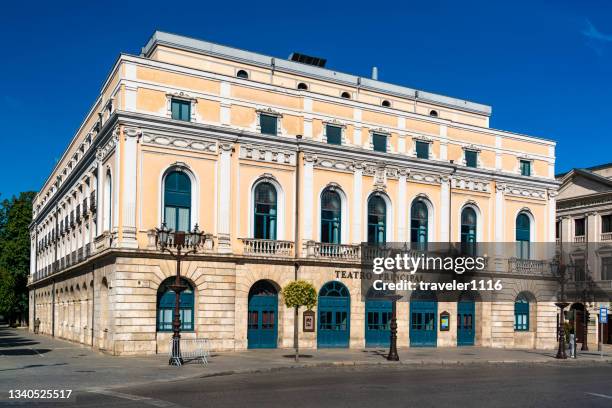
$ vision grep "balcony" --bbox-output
[507,258,550,276]
[601,232,612,242]
[241,238,294,257]
[574,235,586,243]
[304,241,361,260]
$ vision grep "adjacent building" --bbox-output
[556,163,612,346]
[28,32,560,355]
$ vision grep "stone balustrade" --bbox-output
[240,238,293,256]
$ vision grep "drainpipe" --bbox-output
[293,134,302,361]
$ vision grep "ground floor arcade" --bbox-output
[28,253,609,355]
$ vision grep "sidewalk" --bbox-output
[1,326,610,394]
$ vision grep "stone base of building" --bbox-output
[29,252,594,356]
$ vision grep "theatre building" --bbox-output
[28,32,560,355]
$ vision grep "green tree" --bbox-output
[282,280,317,362]
[0,191,35,326]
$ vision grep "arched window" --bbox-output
[367,195,386,244]
[514,293,529,331]
[157,277,194,331]
[164,171,191,232]
[253,182,277,240]
[429,110,438,117]
[411,200,429,247]
[341,91,351,99]
[381,100,391,107]
[321,189,342,244]
[236,69,249,79]
[461,207,477,255]
[297,82,308,90]
[103,171,112,231]
[516,212,531,259]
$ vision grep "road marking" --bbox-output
[586,392,612,400]
[88,389,186,407]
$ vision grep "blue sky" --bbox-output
[1,0,611,199]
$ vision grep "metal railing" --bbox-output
[240,238,293,256]
[168,338,210,366]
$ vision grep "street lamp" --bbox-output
[386,294,403,361]
[580,275,595,351]
[551,257,569,359]
[155,222,203,366]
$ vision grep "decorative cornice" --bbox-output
[451,176,490,193]
[239,144,295,165]
[141,132,217,154]
[502,184,547,200]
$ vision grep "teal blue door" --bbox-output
[365,300,392,347]
[410,301,437,347]
[318,282,350,348]
[248,286,278,349]
[457,301,475,346]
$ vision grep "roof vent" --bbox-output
[289,52,327,68]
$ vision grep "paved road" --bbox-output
[7,364,612,408]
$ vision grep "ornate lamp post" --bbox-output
[386,294,403,361]
[580,275,595,351]
[155,222,203,366]
[551,257,569,359]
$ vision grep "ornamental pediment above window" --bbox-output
[255,107,283,117]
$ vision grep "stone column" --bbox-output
[440,176,450,242]
[302,154,315,243]
[352,162,364,244]
[397,169,408,242]
[217,143,233,253]
[119,127,140,248]
[95,150,103,237]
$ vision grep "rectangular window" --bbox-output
[326,125,342,145]
[602,214,612,233]
[171,99,191,121]
[520,160,531,176]
[372,133,387,152]
[416,141,429,159]
[260,114,278,136]
[602,257,612,280]
[575,218,585,237]
[465,150,478,168]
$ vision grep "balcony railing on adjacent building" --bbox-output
[574,235,586,243]
[601,232,612,242]
[507,257,550,276]
[241,238,294,256]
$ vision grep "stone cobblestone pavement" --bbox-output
[1,326,610,397]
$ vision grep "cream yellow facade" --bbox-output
[29,32,560,355]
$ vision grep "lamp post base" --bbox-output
[555,302,569,360]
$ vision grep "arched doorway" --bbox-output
[365,289,392,348]
[410,291,437,347]
[248,280,278,349]
[318,281,350,348]
[457,293,476,346]
[569,303,585,344]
